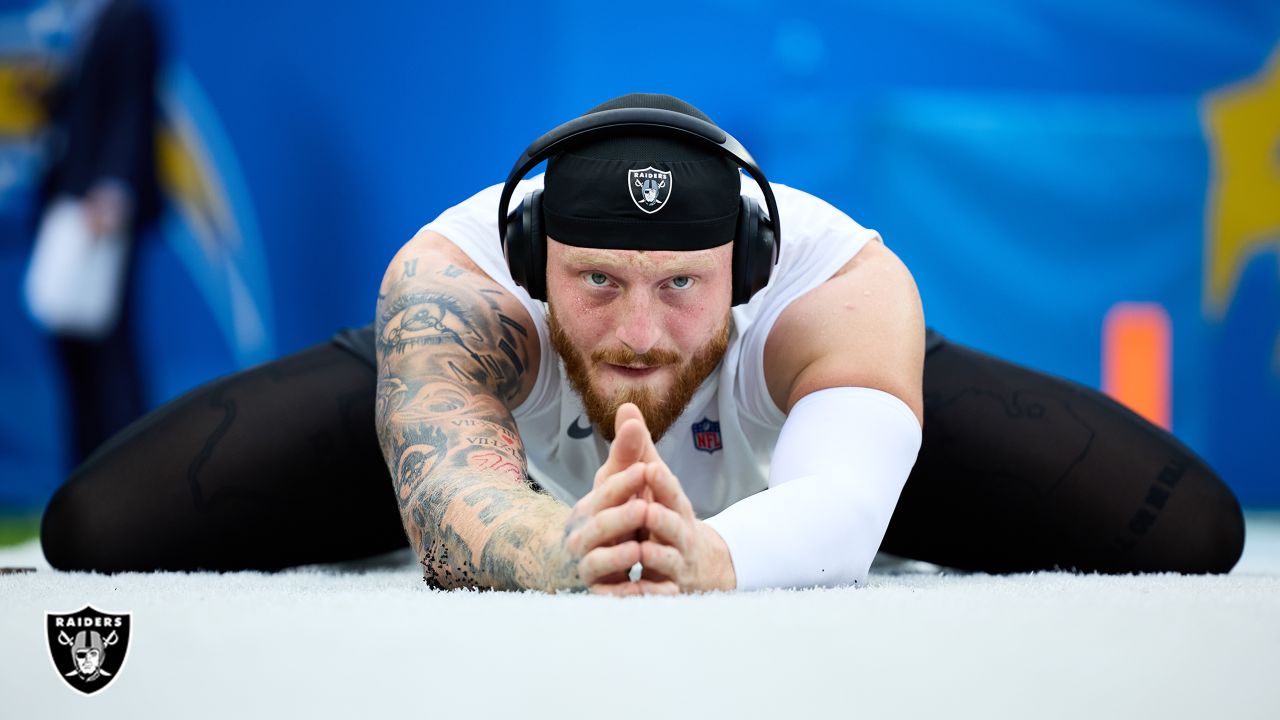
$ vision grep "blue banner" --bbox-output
[1,0,1277,507]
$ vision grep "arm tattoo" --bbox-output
[376,254,582,592]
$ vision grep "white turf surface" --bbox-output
[4,514,1278,719]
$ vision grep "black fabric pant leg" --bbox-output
[881,331,1246,574]
[41,339,407,573]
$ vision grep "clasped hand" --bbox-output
[562,403,734,596]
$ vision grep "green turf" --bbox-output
[0,513,41,547]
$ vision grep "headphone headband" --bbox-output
[497,107,780,252]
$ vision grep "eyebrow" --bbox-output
[560,249,718,275]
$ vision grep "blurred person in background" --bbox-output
[24,0,161,467]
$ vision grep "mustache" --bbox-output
[591,347,681,367]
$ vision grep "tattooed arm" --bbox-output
[375,230,584,591]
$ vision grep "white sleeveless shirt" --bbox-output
[425,174,879,518]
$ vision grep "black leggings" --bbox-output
[40,328,1245,575]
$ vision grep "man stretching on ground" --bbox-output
[40,94,1244,588]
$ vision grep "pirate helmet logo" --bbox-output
[46,606,132,695]
[627,166,673,214]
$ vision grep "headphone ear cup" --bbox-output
[527,190,547,302]
[504,190,548,301]
[731,196,776,305]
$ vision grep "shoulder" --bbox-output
[377,227,541,409]
[749,180,864,240]
[379,227,503,307]
[381,226,486,279]
[762,238,925,423]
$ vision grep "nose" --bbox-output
[614,289,659,356]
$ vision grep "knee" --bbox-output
[1186,490,1246,574]
[1150,473,1246,575]
[1093,460,1246,575]
[41,478,122,573]
[41,483,85,571]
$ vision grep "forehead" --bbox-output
[548,238,727,275]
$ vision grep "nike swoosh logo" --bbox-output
[567,416,593,439]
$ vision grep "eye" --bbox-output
[668,276,694,290]
[584,272,610,288]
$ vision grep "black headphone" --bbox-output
[497,107,781,306]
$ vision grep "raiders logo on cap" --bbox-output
[628,167,673,214]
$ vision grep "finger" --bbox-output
[639,562,674,584]
[614,403,661,464]
[619,404,664,464]
[643,502,691,552]
[589,581,644,597]
[634,482,655,544]
[639,540,684,581]
[635,579,680,596]
[590,570,633,586]
[644,462,694,518]
[594,415,649,488]
[566,498,648,556]
[589,462,648,513]
[613,402,645,438]
[578,541,641,586]
[613,417,650,462]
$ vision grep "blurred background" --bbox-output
[0,0,1277,524]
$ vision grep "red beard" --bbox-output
[547,304,730,443]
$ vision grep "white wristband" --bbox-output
[704,386,922,591]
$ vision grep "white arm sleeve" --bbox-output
[703,387,922,591]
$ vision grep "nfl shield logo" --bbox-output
[691,417,722,454]
[46,605,132,695]
[628,166,673,214]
